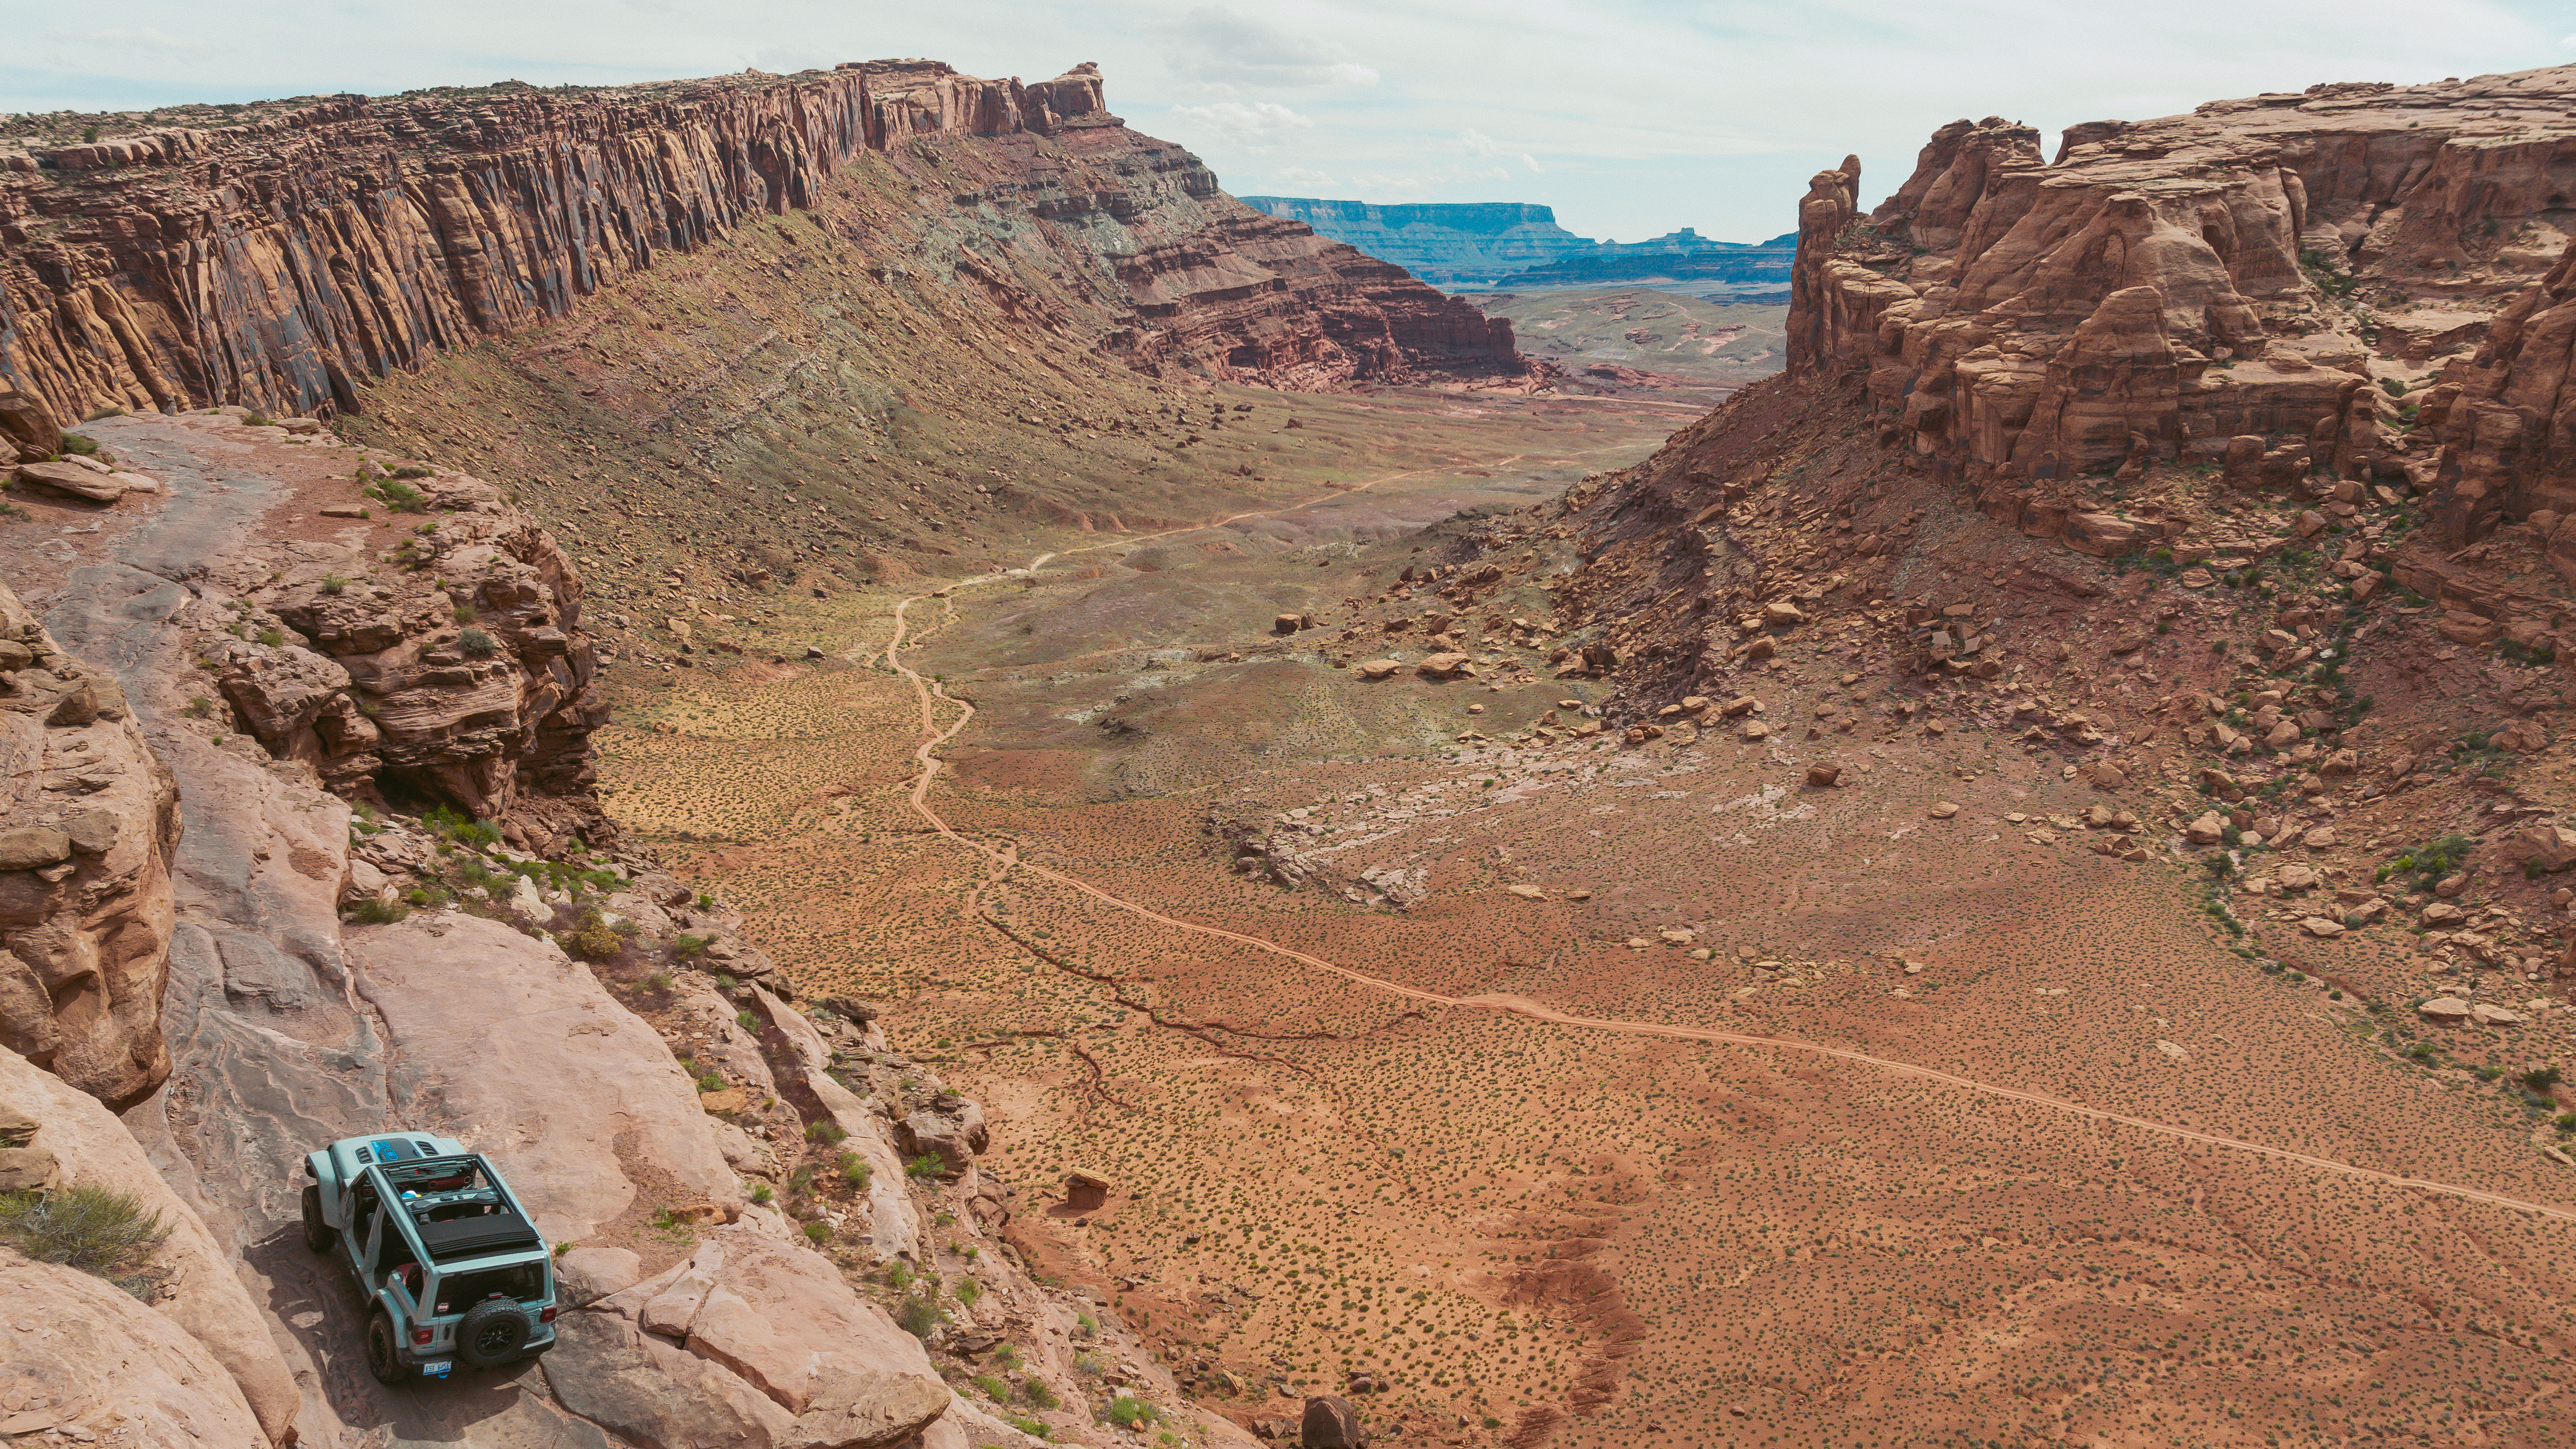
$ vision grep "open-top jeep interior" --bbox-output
[379,1154,543,1262]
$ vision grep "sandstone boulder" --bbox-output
[896,1093,989,1177]
[1353,659,1401,681]
[343,912,745,1239]
[1416,652,1473,680]
[0,1250,269,1449]
[0,1048,299,1444]
[1302,1394,1370,1449]
[13,460,124,504]
[2185,812,2227,845]
[2498,825,2576,874]
[2417,997,2472,1023]
[0,390,61,461]
[1,583,181,1109]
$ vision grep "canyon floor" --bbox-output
[591,379,2576,1449]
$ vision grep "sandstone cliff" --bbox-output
[0,61,1524,435]
[0,580,179,1108]
[1789,65,2576,576]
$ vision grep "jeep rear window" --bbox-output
[381,1154,489,1193]
[434,1262,547,1313]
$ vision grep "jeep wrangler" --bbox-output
[301,1132,559,1382]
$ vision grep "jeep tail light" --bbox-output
[411,1327,432,1345]
[539,1306,557,1324]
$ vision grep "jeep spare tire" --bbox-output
[457,1298,532,1367]
[301,1184,334,1253]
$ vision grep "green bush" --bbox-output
[562,905,625,962]
[905,1153,946,1178]
[458,626,498,659]
[1100,1396,1159,1430]
[2524,1066,2563,1093]
[972,1373,1009,1401]
[803,1221,832,1244]
[0,1186,172,1300]
[750,1183,774,1205]
[674,933,714,960]
[838,1152,871,1191]
[346,897,410,925]
[320,572,348,596]
[1019,1379,1058,1409]
[56,432,99,457]
[805,1120,847,1145]
[896,1294,945,1339]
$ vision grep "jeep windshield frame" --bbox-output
[357,1153,547,1281]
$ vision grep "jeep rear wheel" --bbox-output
[365,1309,411,1385]
[300,1184,334,1254]
[457,1298,532,1368]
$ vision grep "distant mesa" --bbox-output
[1240,194,1794,296]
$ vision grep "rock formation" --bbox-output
[0,1251,271,1449]
[0,1046,301,1445]
[1790,66,2576,558]
[0,580,180,1108]
[0,62,1526,433]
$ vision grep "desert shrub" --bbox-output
[905,1153,945,1178]
[1019,1378,1057,1409]
[971,1373,1009,1401]
[802,1221,832,1244]
[1006,1412,1050,1438]
[1099,1396,1159,1430]
[673,933,713,960]
[956,1276,983,1306]
[2381,376,2409,399]
[389,465,434,480]
[55,432,99,457]
[0,1186,172,1299]
[2524,1066,2563,1093]
[561,905,624,962]
[838,1152,872,1191]
[896,1294,945,1340]
[458,627,498,659]
[2556,1113,2576,1134]
[346,897,410,925]
[1073,1312,1096,1340]
[2379,832,2474,890]
[750,1183,774,1205]
[256,627,286,647]
[320,572,348,596]
[640,972,671,993]
[805,1120,847,1145]
[735,1011,757,1030]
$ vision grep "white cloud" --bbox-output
[1165,5,1380,88]
[1522,153,1543,173]
[1168,99,1314,148]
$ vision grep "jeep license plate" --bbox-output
[421,1360,452,1379]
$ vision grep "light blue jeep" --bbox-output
[301,1132,559,1382]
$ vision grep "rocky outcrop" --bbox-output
[0,1250,271,1449]
[146,430,611,838]
[0,62,1526,432]
[342,912,747,1239]
[0,581,180,1108]
[2430,236,2576,555]
[1790,64,2576,537]
[0,1046,301,1445]
[549,1226,951,1449]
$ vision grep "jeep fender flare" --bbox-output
[305,1151,344,1228]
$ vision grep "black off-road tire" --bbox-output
[365,1309,411,1385]
[300,1184,334,1254]
[457,1299,532,1369]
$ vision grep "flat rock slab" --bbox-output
[345,912,744,1239]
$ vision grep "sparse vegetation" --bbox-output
[0,1187,172,1300]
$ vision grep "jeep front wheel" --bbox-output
[456,1298,532,1368]
[300,1185,335,1254]
[365,1309,411,1385]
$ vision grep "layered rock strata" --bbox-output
[0,580,180,1108]
[1791,65,2576,569]
[0,61,1525,430]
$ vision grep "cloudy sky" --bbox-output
[5,1,2569,244]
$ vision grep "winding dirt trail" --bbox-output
[866,486,2576,1228]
